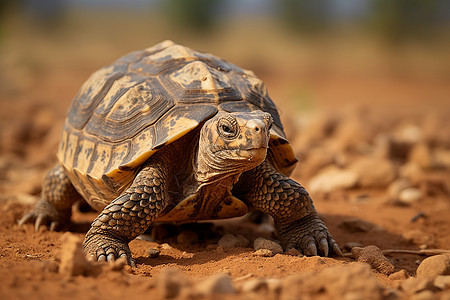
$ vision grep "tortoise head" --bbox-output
[196,110,273,182]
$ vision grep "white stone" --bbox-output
[308,166,358,193]
[387,178,412,198]
[398,188,422,204]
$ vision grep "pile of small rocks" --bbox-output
[292,109,450,204]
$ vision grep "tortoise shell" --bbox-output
[57,40,297,211]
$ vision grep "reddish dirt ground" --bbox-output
[1,41,450,299]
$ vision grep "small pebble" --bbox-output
[253,249,274,257]
[253,237,283,254]
[308,166,358,193]
[216,245,225,254]
[398,188,422,205]
[147,248,161,258]
[160,243,173,250]
[218,233,241,248]
[387,178,412,198]
[416,255,450,279]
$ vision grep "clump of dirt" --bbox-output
[352,245,395,275]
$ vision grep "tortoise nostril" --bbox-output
[247,119,266,133]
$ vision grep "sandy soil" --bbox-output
[1,43,450,300]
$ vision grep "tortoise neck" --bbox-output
[194,130,243,187]
[192,144,240,214]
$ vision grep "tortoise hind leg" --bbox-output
[19,164,82,231]
[83,164,168,267]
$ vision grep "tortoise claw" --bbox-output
[97,254,107,262]
[332,242,343,257]
[35,215,47,232]
[319,238,329,257]
[19,200,70,231]
[307,241,318,256]
[18,212,35,227]
[87,254,96,263]
[107,253,116,263]
[49,221,59,232]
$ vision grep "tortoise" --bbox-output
[20,40,341,266]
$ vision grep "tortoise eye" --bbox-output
[217,117,239,139]
[222,125,232,133]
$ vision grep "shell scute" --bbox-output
[68,68,126,130]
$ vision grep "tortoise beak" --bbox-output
[245,119,270,149]
[236,147,267,162]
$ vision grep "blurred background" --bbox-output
[0,0,449,196]
[1,0,449,107]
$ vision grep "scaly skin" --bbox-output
[239,160,342,257]
[19,165,81,231]
[83,165,168,267]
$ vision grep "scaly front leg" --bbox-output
[239,160,342,257]
[83,166,167,267]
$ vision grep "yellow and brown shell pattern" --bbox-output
[57,40,297,211]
